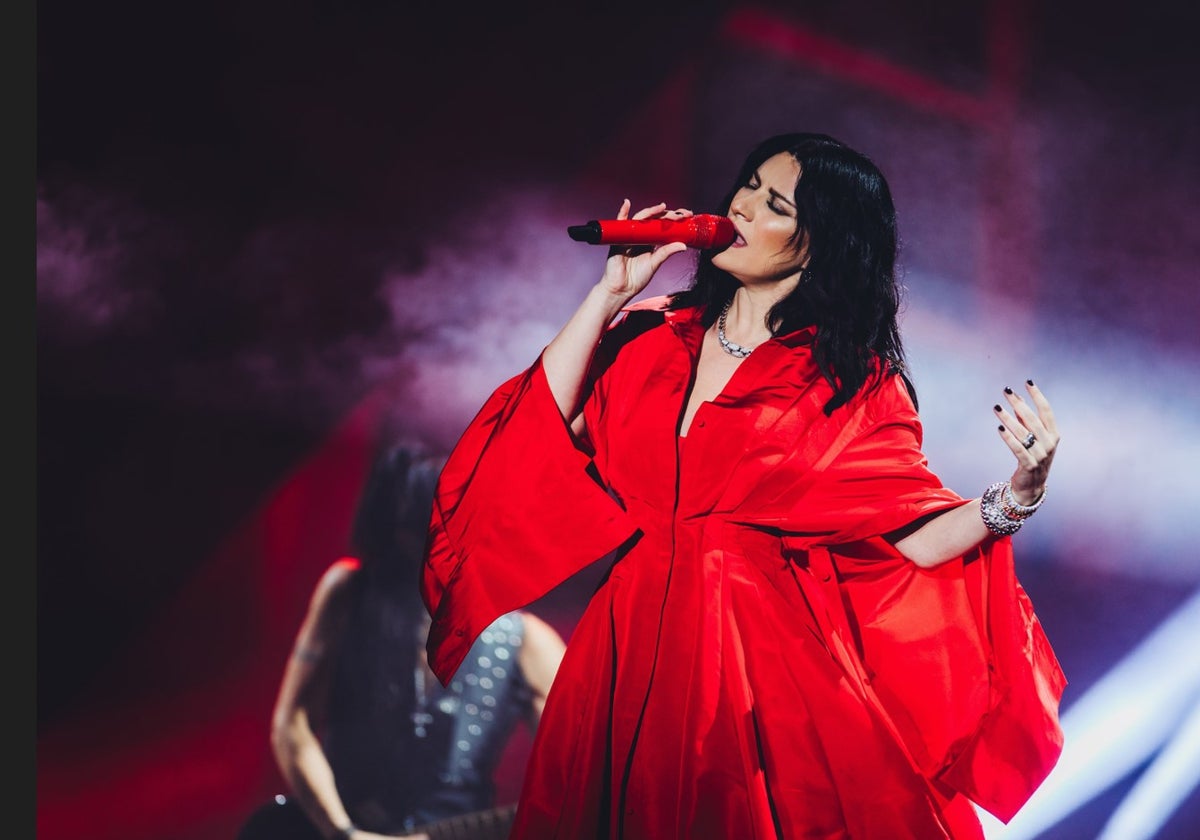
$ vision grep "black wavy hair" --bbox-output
[669,132,914,414]
[327,442,446,821]
[348,443,444,602]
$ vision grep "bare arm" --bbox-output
[891,380,1060,568]
[542,201,689,428]
[269,559,436,840]
[516,612,567,729]
[270,559,361,839]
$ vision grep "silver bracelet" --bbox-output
[981,481,1022,536]
[1002,482,1047,520]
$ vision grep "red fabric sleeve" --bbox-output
[937,538,1067,821]
[789,377,1066,820]
[805,537,1065,823]
[421,357,637,683]
[778,375,968,544]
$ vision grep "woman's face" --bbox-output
[712,152,807,287]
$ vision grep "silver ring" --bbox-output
[1021,432,1037,449]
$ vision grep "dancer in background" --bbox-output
[421,132,1066,838]
[240,444,565,840]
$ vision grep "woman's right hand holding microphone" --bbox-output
[598,200,693,301]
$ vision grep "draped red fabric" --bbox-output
[422,298,1065,838]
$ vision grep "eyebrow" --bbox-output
[767,188,797,208]
[751,169,797,208]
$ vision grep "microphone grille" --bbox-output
[695,214,735,248]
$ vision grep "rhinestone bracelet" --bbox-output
[1002,482,1047,520]
[980,481,1023,536]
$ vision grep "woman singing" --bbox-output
[421,132,1065,839]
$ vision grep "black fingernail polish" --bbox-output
[993,404,1002,412]
[1004,386,1014,395]
[998,425,1005,432]
[1026,379,1034,386]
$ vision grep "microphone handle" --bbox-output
[567,217,727,248]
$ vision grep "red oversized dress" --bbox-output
[422,299,1065,839]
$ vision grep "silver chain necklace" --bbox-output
[717,300,754,358]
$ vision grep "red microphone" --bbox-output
[567,214,736,249]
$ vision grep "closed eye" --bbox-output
[767,188,796,216]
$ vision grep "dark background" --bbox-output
[37,2,1200,838]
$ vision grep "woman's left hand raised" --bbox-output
[994,380,1059,505]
